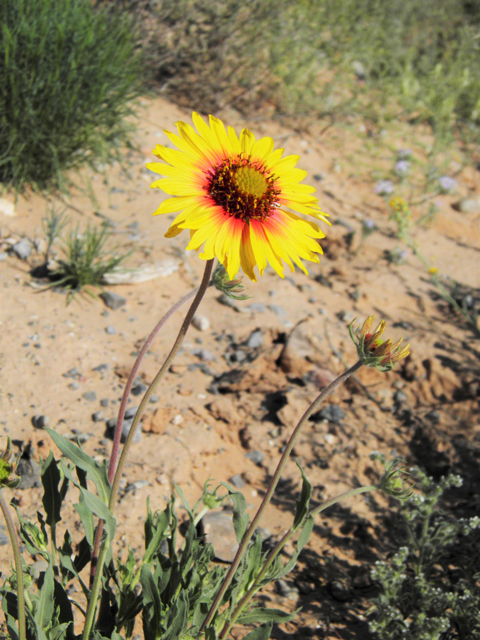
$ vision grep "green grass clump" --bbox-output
[49,222,132,301]
[0,0,144,191]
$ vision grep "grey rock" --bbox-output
[83,391,97,402]
[426,410,441,425]
[17,457,42,489]
[131,382,148,396]
[268,304,287,317]
[228,474,245,488]
[93,363,109,373]
[68,382,79,390]
[149,395,160,404]
[12,238,32,260]
[246,329,263,349]
[246,450,264,465]
[192,314,211,331]
[217,294,240,310]
[312,405,345,424]
[92,411,103,422]
[248,302,266,313]
[193,348,214,361]
[100,291,127,310]
[393,390,408,404]
[338,310,355,322]
[352,60,366,80]
[63,367,80,379]
[0,252,7,261]
[0,525,9,546]
[100,398,109,407]
[125,406,138,420]
[32,415,51,429]
[201,510,239,562]
[105,326,117,335]
[230,350,246,363]
[106,416,142,444]
[328,580,350,602]
[277,579,300,601]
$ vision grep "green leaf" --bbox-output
[293,460,312,530]
[42,451,66,531]
[241,621,273,640]
[296,513,314,553]
[221,483,249,544]
[35,561,55,631]
[79,487,116,541]
[237,607,296,625]
[74,494,95,546]
[46,428,111,504]
[141,565,163,640]
[162,591,188,640]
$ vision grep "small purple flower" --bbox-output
[374,180,394,196]
[363,219,376,230]
[438,176,457,193]
[395,160,410,176]
[397,148,412,160]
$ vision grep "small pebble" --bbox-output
[92,411,103,422]
[192,314,211,331]
[217,294,239,310]
[248,302,266,313]
[312,405,345,424]
[100,398,109,407]
[131,382,148,396]
[68,382,79,390]
[32,415,51,429]
[105,326,117,335]
[83,391,97,402]
[246,329,263,349]
[100,291,127,310]
[149,395,159,404]
[228,474,245,488]
[171,414,184,426]
[246,451,264,465]
[12,238,32,260]
[93,363,109,373]
[268,304,287,317]
[125,406,138,420]
[393,390,408,404]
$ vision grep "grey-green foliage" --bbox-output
[0,0,144,190]
[370,467,480,640]
[0,431,312,639]
[126,0,480,139]
[48,222,132,301]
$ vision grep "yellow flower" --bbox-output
[349,316,410,371]
[148,113,329,281]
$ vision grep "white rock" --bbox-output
[0,198,15,217]
[192,314,210,331]
[102,259,179,284]
[171,414,184,426]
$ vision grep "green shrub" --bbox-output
[370,467,480,640]
[127,0,480,140]
[0,0,144,190]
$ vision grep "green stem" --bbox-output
[82,259,214,640]
[219,484,378,639]
[198,360,364,636]
[0,489,26,640]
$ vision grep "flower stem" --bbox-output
[0,489,26,640]
[219,483,378,639]
[198,360,364,636]
[83,259,214,640]
[89,285,199,588]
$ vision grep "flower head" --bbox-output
[373,180,394,196]
[394,160,410,176]
[371,453,414,503]
[0,438,21,489]
[438,176,457,193]
[349,315,410,371]
[148,113,329,281]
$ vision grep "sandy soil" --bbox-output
[0,96,479,639]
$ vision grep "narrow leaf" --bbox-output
[241,621,273,640]
[293,460,312,530]
[237,607,296,625]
